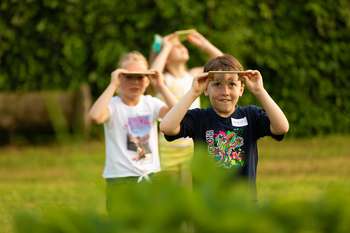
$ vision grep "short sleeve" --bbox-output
[105,97,119,127]
[164,108,200,141]
[251,106,284,141]
[146,95,166,121]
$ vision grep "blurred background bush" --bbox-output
[1,0,349,137]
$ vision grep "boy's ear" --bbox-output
[239,83,244,97]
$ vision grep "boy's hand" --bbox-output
[240,70,265,95]
[110,68,127,90]
[192,73,210,97]
[148,70,164,89]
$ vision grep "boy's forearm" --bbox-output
[160,89,198,135]
[254,89,289,134]
[89,83,116,124]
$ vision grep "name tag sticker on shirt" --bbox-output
[231,117,248,127]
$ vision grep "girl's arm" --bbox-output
[150,34,177,73]
[187,31,223,59]
[160,73,209,135]
[148,70,177,119]
[88,69,125,124]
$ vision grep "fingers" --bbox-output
[196,72,209,82]
[164,33,179,44]
[240,70,260,77]
[147,69,160,79]
[111,68,127,79]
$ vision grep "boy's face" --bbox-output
[119,61,150,100]
[205,74,244,117]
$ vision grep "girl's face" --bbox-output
[205,74,244,117]
[119,61,150,103]
[167,39,189,64]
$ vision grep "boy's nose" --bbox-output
[222,85,230,94]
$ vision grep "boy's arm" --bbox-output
[242,70,289,135]
[88,69,124,124]
[160,73,209,135]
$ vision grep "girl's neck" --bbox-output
[166,63,187,78]
[120,95,140,106]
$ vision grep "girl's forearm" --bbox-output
[150,46,172,72]
[157,84,177,108]
[89,83,116,124]
[201,42,223,59]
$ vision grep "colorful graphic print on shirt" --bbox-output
[205,129,245,169]
[127,115,152,161]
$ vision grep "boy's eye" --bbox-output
[228,82,236,87]
[212,82,221,87]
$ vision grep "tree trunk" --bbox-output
[0,84,92,144]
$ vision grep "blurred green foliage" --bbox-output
[1,0,349,136]
[14,145,350,233]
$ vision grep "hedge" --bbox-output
[1,0,349,136]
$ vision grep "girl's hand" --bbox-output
[162,33,178,50]
[192,73,210,96]
[240,70,264,95]
[148,69,164,89]
[187,30,209,49]
[110,68,127,90]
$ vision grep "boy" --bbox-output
[160,54,289,191]
[89,51,177,211]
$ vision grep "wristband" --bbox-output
[151,34,163,53]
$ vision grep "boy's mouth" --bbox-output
[218,98,232,102]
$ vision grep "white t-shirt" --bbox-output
[160,72,200,147]
[164,72,200,109]
[103,95,165,179]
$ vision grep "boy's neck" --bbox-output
[213,106,237,118]
[166,63,187,78]
[120,95,141,106]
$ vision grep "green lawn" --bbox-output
[0,136,349,233]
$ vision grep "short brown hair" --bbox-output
[204,54,243,72]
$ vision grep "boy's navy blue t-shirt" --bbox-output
[164,105,284,184]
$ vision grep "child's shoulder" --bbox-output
[110,96,121,105]
[187,107,216,119]
[237,105,262,113]
[234,105,267,119]
[142,94,166,106]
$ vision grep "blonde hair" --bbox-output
[118,51,149,68]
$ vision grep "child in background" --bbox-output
[150,30,223,183]
[160,54,289,196]
[89,51,177,211]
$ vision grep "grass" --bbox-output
[0,135,350,233]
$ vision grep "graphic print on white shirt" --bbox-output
[127,115,153,162]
